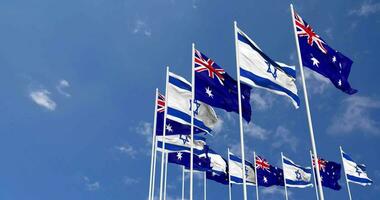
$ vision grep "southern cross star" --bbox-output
[332,56,336,63]
[205,87,213,98]
[311,56,320,67]
[176,152,183,160]
[166,124,173,133]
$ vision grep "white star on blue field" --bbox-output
[0,0,380,199]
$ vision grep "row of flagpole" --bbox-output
[147,4,367,200]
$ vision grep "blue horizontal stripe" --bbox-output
[157,142,205,155]
[342,152,354,162]
[347,174,373,184]
[240,68,300,106]
[230,176,255,185]
[286,179,313,187]
[169,75,191,91]
[229,154,253,166]
[167,107,212,133]
[283,158,311,173]
[281,66,296,79]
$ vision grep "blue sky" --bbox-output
[0,0,380,199]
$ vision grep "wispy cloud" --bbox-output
[29,89,57,111]
[136,121,153,143]
[328,96,380,135]
[83,176,100,191]
[302,68,330,94]
[132,19,152,37]
[115,144,137,158]
[272,126,298,152]
[261,187,292,198]
[250,92,275,111]
[349,1,380,16]
[244,123,270,140]
[123,176,139,185]
[56,79,71,97]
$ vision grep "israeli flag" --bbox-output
[236,27,300,108]
[167,72,218,133]
[341,150,373,186]
[156,134,206,154]
[283,156,313,188]
[228,152,256,185]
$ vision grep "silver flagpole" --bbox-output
[182,166,185,200]
[290,4,324,200]
[310,151,319,200]
[152,126,159,200]
[340,146,353,200]
[164,153,168,200]
[254,152,259,200]
[190,43,195,200]
[159,67,170,200]
[149,89,159,200]
[281,152,289,200]
[228,148,232,200]
[234,21,248,200]
[204,172,207,200]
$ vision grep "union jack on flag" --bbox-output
[312,156,327,172]
[157,93,165,113]
[194,49,225,85]
[256,156,270,171]
[294,12,327,54]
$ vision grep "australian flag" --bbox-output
[294,11,357,94]
[255,155,284,187]
[168,151,211,172]
[194,49,252,122]
[313,156,342,190]
[155,92,203,136]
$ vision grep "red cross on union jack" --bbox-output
[256,156,270,171]
[157,93,165,113]
[312,156,327,172]
[294,12,327,54]
[194,49,225,85]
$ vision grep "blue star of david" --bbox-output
[355,165,362,176]
[189,99,201,115]
[265,60,277,79]
[295,170,302,180]
[179,134,190,144]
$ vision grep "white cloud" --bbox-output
[29,89,57,111]
[302,68,330,94]
[123,176,139,185]
[271,126,298,152]
[83,176,100,191]
[349,1,380,16]
[132,19,152,37]
[212,117,224,135]
[136,121,153,143]
[56,79,71,97]
[250,92,274,111]
[328,96,380,135]
[244,123,270,140]
[115,144,137,158]
[261,187,292,198]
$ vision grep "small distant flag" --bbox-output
[166,72,218,134]
[236,26,300,108]
[282,155,313,188]
[255,155,284,187]
[228,152,256,185]
[341,148,373,186]
[312,156,342,190]
[168,151,211,172]
[293,11,357,94]
[194,49,252,122]
[201,148,229,185]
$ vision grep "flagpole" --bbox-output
[204,171,207,200]
[340,146,353,200]
[254,152,259,200]
[310,151,319,200]
[159,66,170,200]
[164,153,168,200]
[148,89,159,200]
[152,128,159,200]
[228,148,232,200]
[281,152,289,200]
[290,4,324,200]
[182,166,185,200]
[190,42,196,200]
[234,20,248,200]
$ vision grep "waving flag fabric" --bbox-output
[156,135,206,154]
[283,156,313,188]
[167,72,218,134]
[228,152,256,185]
[341,149,373,186]
[168,151,211,172]
[255,155,284,187]
[156,93,203,136]
[236,27,300,108]
[200,148,229,185]
[293,11,357,94]
[194,49,252,122]
[313,156,342,190]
